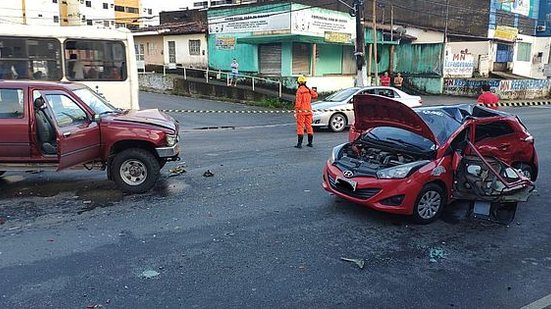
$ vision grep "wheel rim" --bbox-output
[417,190,442,219]
[330,115,345,131]
[119,159,148,186]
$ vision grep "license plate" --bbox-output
[336,176,357,191]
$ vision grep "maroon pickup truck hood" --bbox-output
[353,94,437,144]
[112,109,177,131]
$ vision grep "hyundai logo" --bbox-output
[343,170,354,178]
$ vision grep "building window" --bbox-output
[103,20,110,27]
[517,42,531,62]
[115,23,125,28]
[135,44,145,61]
[87,20,93,26]
[103,3,108,9]
[189,40,200,56]
[53,16,59,23]
[126,7,139,14]
[115,5,124,12]
[148,8,153,15]
[85,0,91,7]
[52,0,58,3]
[168,41,176,63]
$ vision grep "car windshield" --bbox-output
[324,88,359,102]
[73,87,117,115]
[416,109,461,144]
[365,127,435,151]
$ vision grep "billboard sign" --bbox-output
[498,0,533,17]
[291,5,355,39]
[208,12,290,34]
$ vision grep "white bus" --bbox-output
[0,24,139,109]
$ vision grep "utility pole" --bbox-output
[372,0,379,85]
[354,0,367,86]
[441,0,449,77]
[21,0,27,25]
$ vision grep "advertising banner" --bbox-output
[291,5,355,39]
[444,53,474,78]
[499,0,532,17]
[494,26,519,42]
[208,12,290,34]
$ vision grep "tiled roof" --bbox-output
[133,21,207,35]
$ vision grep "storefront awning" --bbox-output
[237,34,354,45]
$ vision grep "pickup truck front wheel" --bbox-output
[111,148,160,194]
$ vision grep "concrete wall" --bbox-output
[444,78,551,99]
[511,35,551,79]
[138,73,176,92]
[406,27,444,44]
[134,35,164,66]
[447,41,490,72]
[409,77,444,95]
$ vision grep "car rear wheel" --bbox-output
[513,163,536,181]
[329,113,347,132]
[413,184,446,224]
[111,148,160,194]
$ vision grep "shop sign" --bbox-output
[208,12,290,34]
[291,6,355,38]
[494,26,519,42]
[444,53,474,78]
[215,37,236,50]
[324,31,352,43]
[498,0,532,17]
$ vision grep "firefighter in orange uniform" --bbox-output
[294,75,318,148]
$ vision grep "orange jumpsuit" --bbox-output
[295,85,318,135]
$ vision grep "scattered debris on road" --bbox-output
[341,257,365,269]
[203,170,214,177]
[141,270,160,279]
[169,164,187,177]
[429,247,447,263]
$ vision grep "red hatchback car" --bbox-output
[322,95,537,223]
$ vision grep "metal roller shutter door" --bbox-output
[259,44,281,75]
[292,42,310,75]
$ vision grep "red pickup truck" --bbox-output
[0,81,180,193]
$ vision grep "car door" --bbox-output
[472,118,525,166]
[36,90,101,170]
[0,87,30,161]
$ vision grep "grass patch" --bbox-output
[249,98,294,109]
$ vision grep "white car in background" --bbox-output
[312,86,423,132]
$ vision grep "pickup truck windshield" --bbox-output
[73,88,117,115]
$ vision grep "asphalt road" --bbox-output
[0,92,550,308]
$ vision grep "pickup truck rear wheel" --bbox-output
[111,148,160,194]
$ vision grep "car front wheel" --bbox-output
[110,148,160,194]
[413,183,446,224]
[513,163,536,181]
[329,113,347,132]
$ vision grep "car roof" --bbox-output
[0,80,85,90]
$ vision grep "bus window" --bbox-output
[0,37,62,81]
[64,39,127,81]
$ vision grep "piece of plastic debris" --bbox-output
[341,257,365,269]
[141,270,160,279]
[169,164,187,177]
[429,247,447,262]
[83,200,92,204]
[203,170,214,177]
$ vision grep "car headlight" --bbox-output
[329,143,347,163]
[166,134,178,147]
[376,160,431,179]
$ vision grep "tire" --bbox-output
[329,113,347,132]
[513,162,536,181]
[413,183,446,224]
[110,148,160,194]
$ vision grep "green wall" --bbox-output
[208,34,259,72]
[281,42,292,76]
[395,43,443,75]
[316,44,342,76]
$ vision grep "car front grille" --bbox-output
[328,174,381,200]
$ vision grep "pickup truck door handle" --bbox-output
[63,131,72,137]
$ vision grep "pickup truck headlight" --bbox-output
[377,160,431,179]
[166,134,178,147]
[329,143,347,163]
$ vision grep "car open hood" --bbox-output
[353,95,437,144]
[112,109,177,131]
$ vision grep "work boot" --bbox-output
[306,134,313,147]
[294,135,303,148]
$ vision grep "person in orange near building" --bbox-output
[294,75,318,148]
[477,84,499,110]
[380,71,391,86]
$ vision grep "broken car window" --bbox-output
[475,121,514,142]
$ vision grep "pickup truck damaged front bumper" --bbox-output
[156,144,180,159]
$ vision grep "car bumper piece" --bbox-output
[156,144,180,158]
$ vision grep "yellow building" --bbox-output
[114,0,141,29]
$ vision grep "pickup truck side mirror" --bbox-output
[93,114,101,123]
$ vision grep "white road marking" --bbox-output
[521,293,551,309]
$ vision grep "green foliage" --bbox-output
[250,98,293,109]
